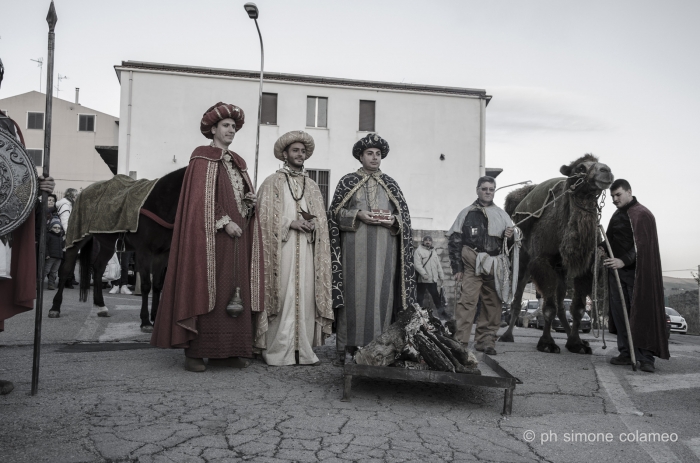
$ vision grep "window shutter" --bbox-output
[317,98,328,128]
[28,112,44,130]
[359,100,375,131]
[306,97,316,127]
[261,93,278,125]
[27,149,43,167]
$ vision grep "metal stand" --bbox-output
[341,353,521,415]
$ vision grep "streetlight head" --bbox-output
[244,3,259,19]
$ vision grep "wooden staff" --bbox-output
[32,1,58,395]
[598,224,637,372]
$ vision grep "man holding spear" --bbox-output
[0,56,56,395]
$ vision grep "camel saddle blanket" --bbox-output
[513,177,566,221]
[65,174,158,248]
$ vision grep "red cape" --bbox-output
[0,215,36,331]
[0,119,35,332]
[608,201,669,360]
[150,145,264,348]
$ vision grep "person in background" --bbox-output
[44,219,64,290]
[413,235,446,310]
[109,251,134,294]
[56,189,78,288]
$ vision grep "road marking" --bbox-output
[686,438,700,459]
[113,304,141,311]
[594,358,681,463]
[98,322,149,342]
[626,372,700,393]
[75,305,101,341]
[595,360,643,416]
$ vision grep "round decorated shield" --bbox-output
[0,127,39,236]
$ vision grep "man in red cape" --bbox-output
[150,102,264,372]
[604,178,669,373]
[1,57,55,394]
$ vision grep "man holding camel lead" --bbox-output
[447,176,514,355]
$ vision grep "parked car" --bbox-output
[518,300,540,327]
[665,307,687,334]
[666,312,672,337]
[534,299,592,333]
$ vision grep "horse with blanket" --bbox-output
[49,168,185,331]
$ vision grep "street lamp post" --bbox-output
[244,2,263,189]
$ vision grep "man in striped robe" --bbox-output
[328,134,416,365]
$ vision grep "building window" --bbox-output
[359,100,375,132]
[27,149,43,167]
[27,112,44,130]
[306,96,328,128]
[79,114,96,132]
[307,169,330,209]
[261,93,278,125]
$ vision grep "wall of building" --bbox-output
[0,91,118,193]
[117,69,486,231]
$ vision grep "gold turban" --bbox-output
[273,130,315,160]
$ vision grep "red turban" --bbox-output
[200,102,245,139]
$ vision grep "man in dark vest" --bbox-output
[0,58,56,394]
[605,179,669,372]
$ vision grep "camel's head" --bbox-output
[560,154,614,193]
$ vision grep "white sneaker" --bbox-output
[120,286,133,295]
[109,285,120,294]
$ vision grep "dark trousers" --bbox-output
[118,251,133,286]
[609,268,655,364]
[417,282,441,308]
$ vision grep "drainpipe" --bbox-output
[125,70,133,176]
[479,97,486,177]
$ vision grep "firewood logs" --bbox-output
[355,304,480,375]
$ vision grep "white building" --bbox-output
[114,61,496,231]
[0,90,118,195]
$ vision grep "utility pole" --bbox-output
[30,58,43,92]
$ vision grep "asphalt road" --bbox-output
[1,288,699,462]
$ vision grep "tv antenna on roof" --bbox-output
[30,58,43,92]
[57,73,68,98]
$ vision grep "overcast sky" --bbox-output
[2,0,698,278]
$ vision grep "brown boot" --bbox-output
[185,357,206,372]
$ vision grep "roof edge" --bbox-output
[116,60,489,98]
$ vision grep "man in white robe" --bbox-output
[257,131,333,366]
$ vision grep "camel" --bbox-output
[498,154,613,354]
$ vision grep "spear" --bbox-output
[32,0,58,396]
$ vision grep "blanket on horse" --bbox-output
[65,175,158,248]
[512,177,566,222]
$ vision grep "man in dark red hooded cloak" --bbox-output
[150,102,264,372]
[604,178,669,373]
